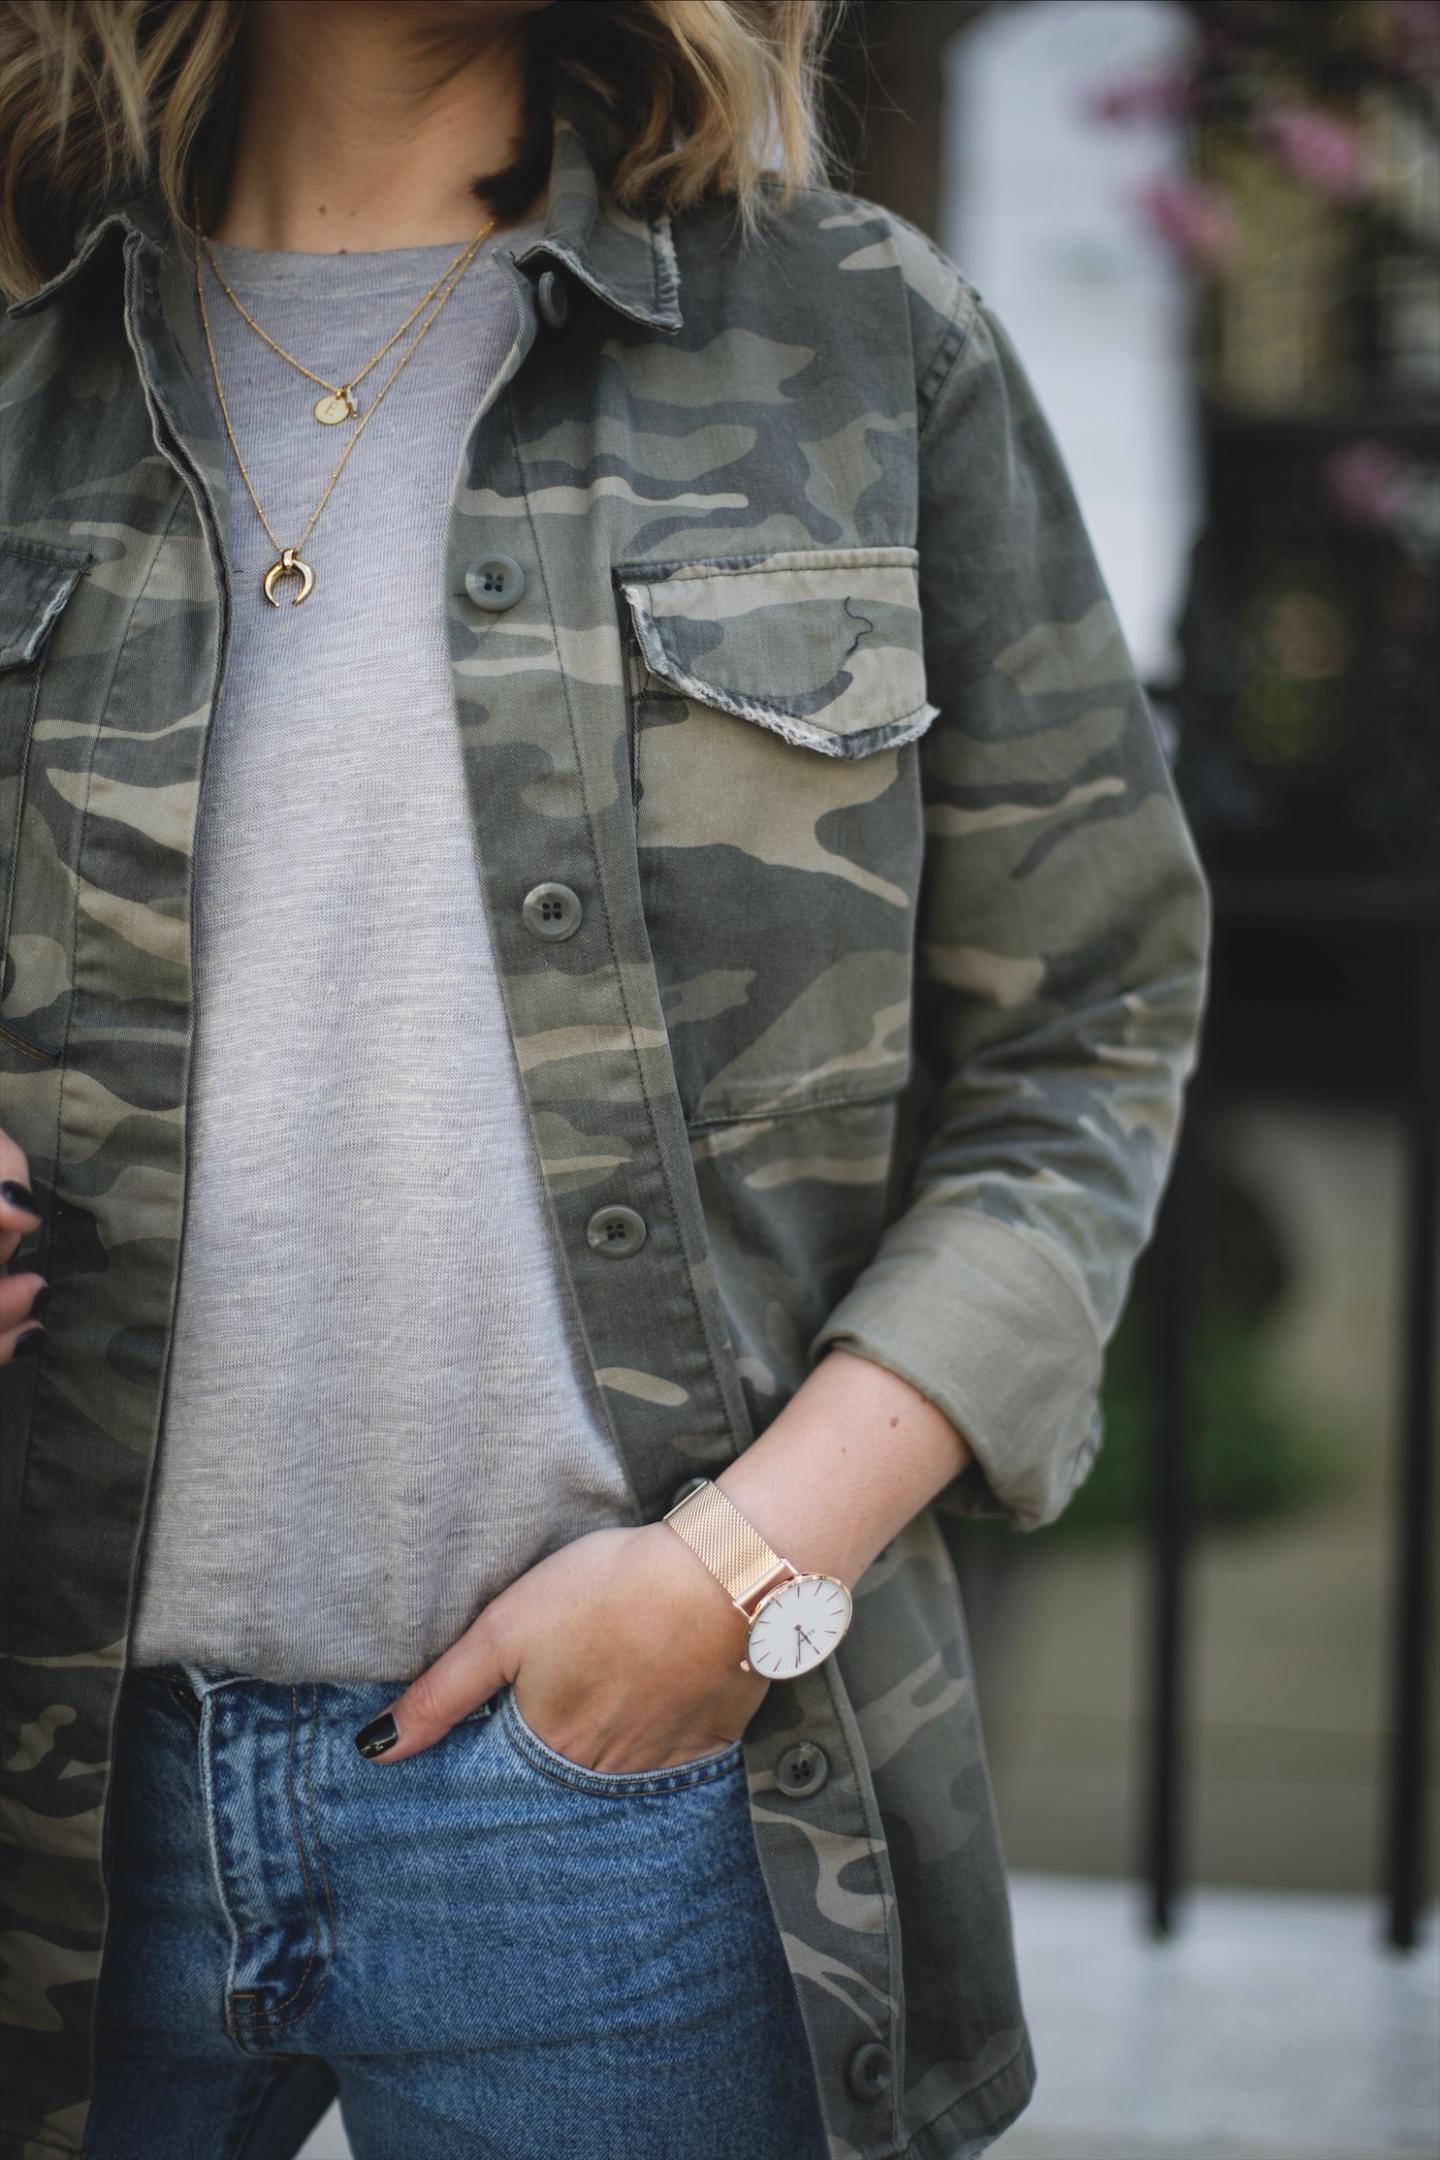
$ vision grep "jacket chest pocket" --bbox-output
[0,533,90,1054]
[616,545,937,1129]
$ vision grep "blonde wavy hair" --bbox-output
[0,0,839,299]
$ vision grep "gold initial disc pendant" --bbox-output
[263,547,315,608]
[313,387,358,425]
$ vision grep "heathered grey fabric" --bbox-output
[127,222,641,1682]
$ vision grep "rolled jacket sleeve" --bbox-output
[808,276,1213,1534]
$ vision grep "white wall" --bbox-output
[941,0,1200,686]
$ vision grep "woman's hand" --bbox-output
[0,1126,47,1365]
[353,1520,771,1771]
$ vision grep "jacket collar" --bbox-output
[5,78,682,333]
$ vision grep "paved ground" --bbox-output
[297,2108,348,2159]
[995,1873,1439,2159]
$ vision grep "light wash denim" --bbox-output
[87,1662,829,2159]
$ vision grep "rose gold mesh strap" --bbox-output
[662,1481,793,1610]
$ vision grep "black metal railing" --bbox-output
[1143,872,1439,1951]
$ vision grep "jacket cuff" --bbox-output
[806,1208,1105,1534]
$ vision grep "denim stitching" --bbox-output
[300,1686,337,1951]
[500,1688,744,1797]
[237,1687,327,2030]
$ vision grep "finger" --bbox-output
[0,1321,47,1367]
[354,1618,515,1764]
[0,1128,42,1271]
[0,1272,47,1331]
[0,1271,48,1365]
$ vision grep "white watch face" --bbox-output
[746,1574,852,1679]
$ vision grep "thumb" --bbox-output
[354,1616,514,1764]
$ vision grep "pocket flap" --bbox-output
[617,545,937,758]
[0,534,90,671]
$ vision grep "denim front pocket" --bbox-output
[497,1684,746,1796]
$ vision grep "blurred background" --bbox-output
[303,5,1438,2158]
[822,3,1439,2156]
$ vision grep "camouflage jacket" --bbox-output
[0,85,1211,2160]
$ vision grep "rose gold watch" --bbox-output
[662,1479,853,1679]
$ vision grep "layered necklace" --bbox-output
[190,184,496,609]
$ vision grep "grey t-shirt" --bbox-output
[127,224,641,1683]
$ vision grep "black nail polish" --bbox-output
[1,1180,40,1217]
[27,1284,51,1321]
[12,1327,46,1360]
[354,1713,398,1758]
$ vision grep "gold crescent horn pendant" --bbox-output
[262,547,315,608]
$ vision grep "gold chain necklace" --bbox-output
[192,200,496,609]
[195,199,492,426]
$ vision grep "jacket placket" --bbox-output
[439,259,909,2159]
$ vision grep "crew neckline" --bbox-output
[201,215,547,301]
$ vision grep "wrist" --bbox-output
[640,1518,752,1659]
[660,1478,855,1680]
[710,1462,870,1591]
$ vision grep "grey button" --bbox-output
[465,555,525,611]
[847,2043,893,2102]
[536,268,569,329]
[669,1477,710,1512]
[776,1742,829,1799]
[586,1204,647,1258]
[522,882,582,942]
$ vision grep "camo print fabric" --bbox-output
[0,84,1211,2160]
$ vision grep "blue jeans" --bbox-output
[88,1662,829,2159]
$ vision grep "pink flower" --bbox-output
[1323,443,1411,529]
[1085,66,1192,126]
[1257,101,1372,201]
[1387,0,1440,78]
[1134,174,1234,268]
